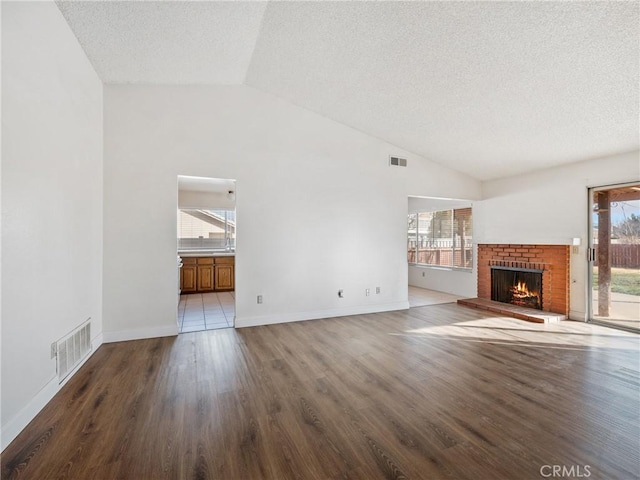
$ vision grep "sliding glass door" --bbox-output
[588,183,640,331]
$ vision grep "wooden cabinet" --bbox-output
[197,264,214,292]
[215,257,235,291]
[197,257,215,292]
[180,256,234,293]
[180,258,197,293]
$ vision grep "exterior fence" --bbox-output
[593,244,640,268]
[408,247,473,269]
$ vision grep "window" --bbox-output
[407,207,472,269]
[178,208,236,251]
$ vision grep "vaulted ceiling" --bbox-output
[56,1,639,181]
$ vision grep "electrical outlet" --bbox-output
[338,289,344,298]
[572,246,580,254]
[257,295,263,304]
[50,342,57,359]
[376,287,381,294]
[366,289,370,296]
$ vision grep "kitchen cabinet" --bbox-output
[180,256,234,293]
[214,257,235,291]
[180,258,197,293]
[197,258,214,292]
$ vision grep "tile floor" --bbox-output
[177,292,235,333]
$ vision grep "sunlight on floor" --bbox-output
[399,315,640,350]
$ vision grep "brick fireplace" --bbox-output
[477,244,570,316]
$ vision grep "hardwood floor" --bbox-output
[3,304,639,479]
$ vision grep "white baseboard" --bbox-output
[102,324,178,343]
[236,301,410,328]
[1,376,59,451]
[1,332,104,452]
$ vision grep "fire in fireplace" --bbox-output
[491,266,543,310]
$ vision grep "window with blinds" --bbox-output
[407,207,472,269]
[177,209,236,251]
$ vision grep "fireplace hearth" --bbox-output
[491,266,543,310]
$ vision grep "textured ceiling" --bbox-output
[56,1,267,84]
[56,1,639,181]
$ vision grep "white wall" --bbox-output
[103,85,481,336]
[408,266,477,298]
[178,189,235,210]
[1,1,103,449]
[408,197,473,213]
[475,151,640,320]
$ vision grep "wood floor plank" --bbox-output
[2,304,639,479]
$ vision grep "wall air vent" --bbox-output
[389,156,407,167]
[55,318,92,383]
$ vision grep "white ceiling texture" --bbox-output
[57,1,639,181]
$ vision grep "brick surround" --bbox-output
[477,244,570,315]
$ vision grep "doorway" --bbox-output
[588,182,640,331]
[407,196,473,307]
[176,175,236,333]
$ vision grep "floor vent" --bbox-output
[56,318,91,383]
[389,156,407,167]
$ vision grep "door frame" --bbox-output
[586,181,640,332]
